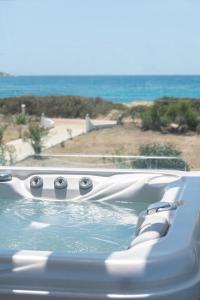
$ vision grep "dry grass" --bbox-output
[44,123,200,170]
[0,115,27,143]
[3,124,28,143]
[1,115,38,143]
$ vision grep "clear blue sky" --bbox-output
[0,0,200,75]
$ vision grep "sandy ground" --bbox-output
[124,100,154,107]
[5,117,200,170]
[44,123,200,170]
[7,118,116,162]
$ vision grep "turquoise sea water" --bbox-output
[1,75,200,103]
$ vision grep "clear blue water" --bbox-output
[0,198,148,253]
[1,75,200,103]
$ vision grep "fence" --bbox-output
[18,154,188,171]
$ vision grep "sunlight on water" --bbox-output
[0,198,149,253]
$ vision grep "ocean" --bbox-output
[0,75,200,103]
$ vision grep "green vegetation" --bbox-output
[107,143,188,170]
[196,124,200,135]
[0,125,7,145]
[110,148,131,169]
[15,113,28,125]
[0,145,16,166]
[133,143,189,171]
[0,125,16,165]
[26,123,48,154]
[107,142,189,171]
[125,104,149,119]
[15,113,28,138]
[138,100,200,133]
[0,95,126,118]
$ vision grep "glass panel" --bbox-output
[15,154,188,171]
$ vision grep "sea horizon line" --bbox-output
[5,74,200,77]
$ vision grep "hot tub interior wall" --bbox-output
[0,173,166,204]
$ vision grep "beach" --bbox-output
[0,94,199,169]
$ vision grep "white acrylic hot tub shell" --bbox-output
[0,167,200,300]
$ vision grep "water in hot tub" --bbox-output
[0,198,149,253]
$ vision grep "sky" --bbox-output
[0,0,200,75]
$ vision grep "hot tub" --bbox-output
[0,167,200,300]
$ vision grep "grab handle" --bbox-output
[147,201,177,215]
[0,172,12,182]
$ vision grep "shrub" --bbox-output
[128,105,149,120]
[166,101,199,129]
[140,100,200,132]
[141,106,170,130]
[132,143,189,171]
[111,148,132,169]
[15,114,28,138]
[15,113,27,125]
[0,144,16,166]
[0,126,16,165]
[141,110,154,130]
[0,96,126,118]
[196,124,200,135]
[26,123,48,154]
[0,125,7,145]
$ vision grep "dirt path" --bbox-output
[7,118,116,162]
